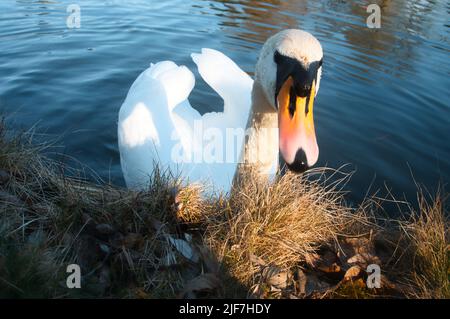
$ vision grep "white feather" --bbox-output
[118,49,253,192]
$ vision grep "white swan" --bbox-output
[118,29,323,192]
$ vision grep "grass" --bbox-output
[400,192,449,298]
[0,120,448,299]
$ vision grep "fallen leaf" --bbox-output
[344,266,363,281]
[339,237,381,267]
[262,267,289,289]
[296,269,307,295]
[347,253,380,266]
[353,278,367,288]
[168,236,199,263]
[318,263,341,274]
[249,284,264,299]
[270,285,282,292]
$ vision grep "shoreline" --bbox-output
[0,122,448,299]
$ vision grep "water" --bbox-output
[1,0,449,204]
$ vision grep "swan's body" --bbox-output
[118,49,257,191]
[118,30,323,192]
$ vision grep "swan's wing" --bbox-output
[188,49,255,192]
[118,61,199,189]
[191,49,253,116]
[120,50,255,192]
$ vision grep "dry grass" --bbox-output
[203,170,372,289]
[0,120,448,299]
[399,192,449,298]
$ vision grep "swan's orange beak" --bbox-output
[278,76,318,173]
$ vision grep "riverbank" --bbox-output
[0,121,448,299]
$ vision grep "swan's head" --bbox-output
[256,29,323,173]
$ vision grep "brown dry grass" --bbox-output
[202,169,373,289]
[0,120,448,299]
[399,191,449,298]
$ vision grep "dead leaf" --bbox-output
[344,266,363,281]
[270,285,282,292]
[296,269,307,295]
[339,237,380,264]
[347,253,380,266]
[249,284,267,299]
[262,267,289,289]
[318,263,341,274]
[168,236,199,263]
[353,278,367,288]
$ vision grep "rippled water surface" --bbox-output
[1,0,449,203]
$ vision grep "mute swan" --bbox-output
[118,29,323,192]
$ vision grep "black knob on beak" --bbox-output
[286,149,309,173]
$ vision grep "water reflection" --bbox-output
[201,0,447,81]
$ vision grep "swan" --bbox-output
[118,29,323,192]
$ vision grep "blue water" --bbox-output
[1,0,449,204]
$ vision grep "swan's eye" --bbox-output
[288,86,296,118]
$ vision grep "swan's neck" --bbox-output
[236,81,279,181]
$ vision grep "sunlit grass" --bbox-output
[0,120,448,299]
